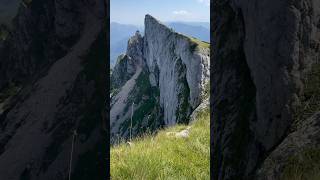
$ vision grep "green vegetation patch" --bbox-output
[294,62,320,129]
[111,55,132,90]
[281,148,320,180]
[111,107,210,180]
[188,36,210,52]
[175,58,191,124]
[119,70,161,138]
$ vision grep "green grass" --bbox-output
[281,148,320,180]
[272,62,320,180]
[111,108,210,180]
[188,37,210,50]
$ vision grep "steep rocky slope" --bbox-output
[211,0,320,179]
[0,0,107,179]
[111,15,210,142]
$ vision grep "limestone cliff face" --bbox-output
[212,0,320,179]
[110,15,210,141]
[144,15,210,125]
[0,0,107,179]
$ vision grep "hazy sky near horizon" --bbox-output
[110,0,210,25]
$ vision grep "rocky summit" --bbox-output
[110,15,210,142]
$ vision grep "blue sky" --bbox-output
[110,0,210,25]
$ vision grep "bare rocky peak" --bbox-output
[127,30,144,66]
[111,31,144,90]
[111,15,210,140]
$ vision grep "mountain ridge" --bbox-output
[110,20,210,66]
[110,14,210,142]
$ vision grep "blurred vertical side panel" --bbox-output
[0,0,108,179]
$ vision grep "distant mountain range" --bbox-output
[110,21,209,66]
[166,22,210,42]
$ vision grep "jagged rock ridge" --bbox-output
[212,0,320,179]
[111,15,210,141]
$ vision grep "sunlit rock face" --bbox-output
[110,15,210,141]
[144,14,210,125]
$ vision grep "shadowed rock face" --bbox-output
[0,0,21,28]
[211,0,320,179]
[110,15,210,142]
[256,112,320,179]
[0,0,89,90]
[0,0,107,179]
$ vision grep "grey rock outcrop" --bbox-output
[212,0,320,179]
[111,31,143,90]
[256,112,320,179]
[189,98,209,122]
[110,30,149,141]
[111,54,136,89]
[110,15,210,141]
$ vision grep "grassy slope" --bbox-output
[282,148,320,180]
[111,108,209,180]
[189,37,210,49]
[281,63,320,180]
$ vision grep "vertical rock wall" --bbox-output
[212,0,320,179]
[144,15,210,125]
[110,15,210,141]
